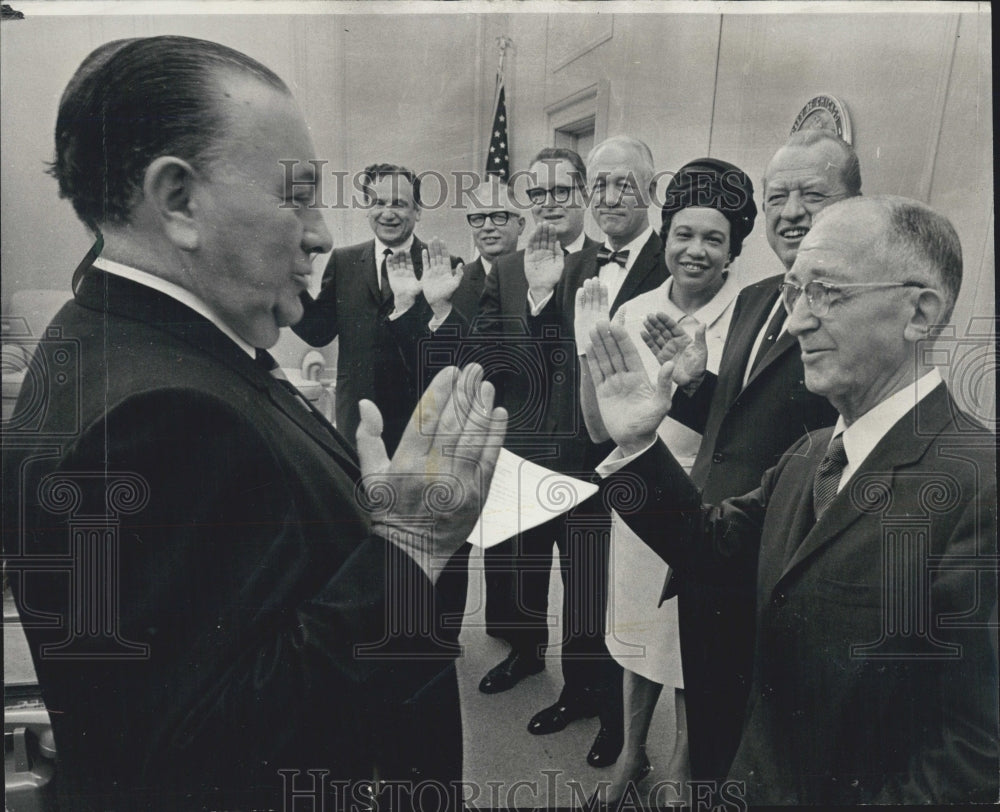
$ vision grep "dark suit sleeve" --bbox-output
[386,298,468,402]
[667,371,719,435]
[873,476,999,804]
[292,252,339,346]
[606,435,788,586]
[64,390,452,778]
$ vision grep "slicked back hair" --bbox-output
[529,147,587,189]
[769,129,862,198]
[50,35,289,232]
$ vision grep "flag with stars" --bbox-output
[486,82,510,181]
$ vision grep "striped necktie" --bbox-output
[812,434,848,519]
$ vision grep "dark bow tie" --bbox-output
[596,247,629,268]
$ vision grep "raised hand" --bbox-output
[523,223,565,301]
[355,364,507,580]
[586,321,674,457]
[641,312,708,390]
[385,249,421,312]
[421,238,464,319]
[574,277,610,352]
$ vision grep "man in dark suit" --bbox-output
[588,195,997,805]
[2,36,506,812]
[643,129,855,780]
[450,178,525,319]
[292,163,462,454]
[477,138,669,769]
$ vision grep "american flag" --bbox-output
[486,61,510,181]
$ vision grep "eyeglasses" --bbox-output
[467,211,515,228]
[526,185,574,205]
[779,280,927,317]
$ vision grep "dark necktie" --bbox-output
[255,347,280,373]
[812,434,848,519]
[255,348,314,414]
[749,306,787,376]
[596,247,629,268]
[380,248,393,303]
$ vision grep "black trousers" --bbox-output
[483,494,616,698]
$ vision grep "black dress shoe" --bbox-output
[586,724,624,767]
[527,694,599,735]
[478,650,544,694]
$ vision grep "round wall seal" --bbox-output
[791,95,853,144]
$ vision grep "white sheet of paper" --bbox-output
[466,448,599,548]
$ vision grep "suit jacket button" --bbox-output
[712,452,725,463]
[773,592,786,606]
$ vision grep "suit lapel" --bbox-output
[775,385,954,587]
[610,233,664,316]
[727,284,780,386]
[77,266,361,475]
[744,329,797,390]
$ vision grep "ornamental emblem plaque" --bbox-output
[790,95,853,144]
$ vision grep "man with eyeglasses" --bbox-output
[476,139,668,772]
[588,195,997,805]
[641,129,847,783]
[470,150,599,701]
[444,180,526,322]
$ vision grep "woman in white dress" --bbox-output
[578,158,758,805]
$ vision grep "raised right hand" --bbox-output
[586,321,674,457]
[523,223,564,301]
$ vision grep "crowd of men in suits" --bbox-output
[3,34,996,811]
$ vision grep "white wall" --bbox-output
[1,5,992,419]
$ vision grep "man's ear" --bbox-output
[516,215,526,237]
[142,156,201,250]
[903,286,948,342]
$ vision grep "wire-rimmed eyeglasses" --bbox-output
[778,280,927,317]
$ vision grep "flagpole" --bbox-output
[494,35,512,107]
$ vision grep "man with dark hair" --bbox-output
[588,195,997,805]
[643,131,855,781]
[292,162,463,454]
[3,35,505,811]
[473,137,668,771]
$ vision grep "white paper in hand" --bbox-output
[466,448,599,548]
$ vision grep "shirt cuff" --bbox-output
[527,290,554,316]
[428,306,453,332]
[596,437,658,478]
[389,298,416,320]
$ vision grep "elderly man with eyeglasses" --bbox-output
[586,195,997,806]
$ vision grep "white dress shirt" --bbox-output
[830,367,943,491]
[599,226,654,307]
